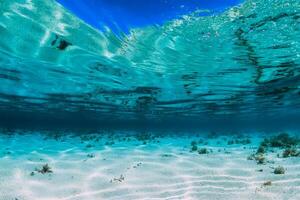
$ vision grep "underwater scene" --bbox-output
[0,0,300,199]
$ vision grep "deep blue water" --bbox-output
[56,0,242,32]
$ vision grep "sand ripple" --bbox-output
[0,132,299,200]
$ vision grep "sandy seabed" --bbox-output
[0,130,299,200]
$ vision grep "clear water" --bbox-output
[0,0,299,129]
[0,0,300,199]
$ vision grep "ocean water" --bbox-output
[0,0,300,199]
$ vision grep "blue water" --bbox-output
[0,0,299,130]
[56,0,242,32]
[0,1,300,199]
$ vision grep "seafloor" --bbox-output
[0,130,299,200]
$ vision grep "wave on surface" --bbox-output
[0,0,299,123]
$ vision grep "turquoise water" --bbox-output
[0,0,300,199]
[0,0,299,129]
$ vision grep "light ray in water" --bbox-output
[0,0,299,199]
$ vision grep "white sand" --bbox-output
[0,131,299,200]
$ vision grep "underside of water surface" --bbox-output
[0,0,300,199]
[0,0,299,129]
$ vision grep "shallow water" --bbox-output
[0,0,299,125]
[0,130,300,200]
[0,0,300,199]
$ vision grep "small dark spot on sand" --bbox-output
[263,181,272,186]
[161,154,173,157]
[274,166,285,174]
[198,148,209,154]
[111,174,125,183]
[191,145,198,152]
[36,164,53,174]
[87,153,95,158]
[256,155,266,165]
[190,141,198,152]
[133,162,142,168]
[248,154,266,164]
[256,145,265,154]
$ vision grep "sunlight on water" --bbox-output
[0,1,300,199]
[0,0,299,122]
